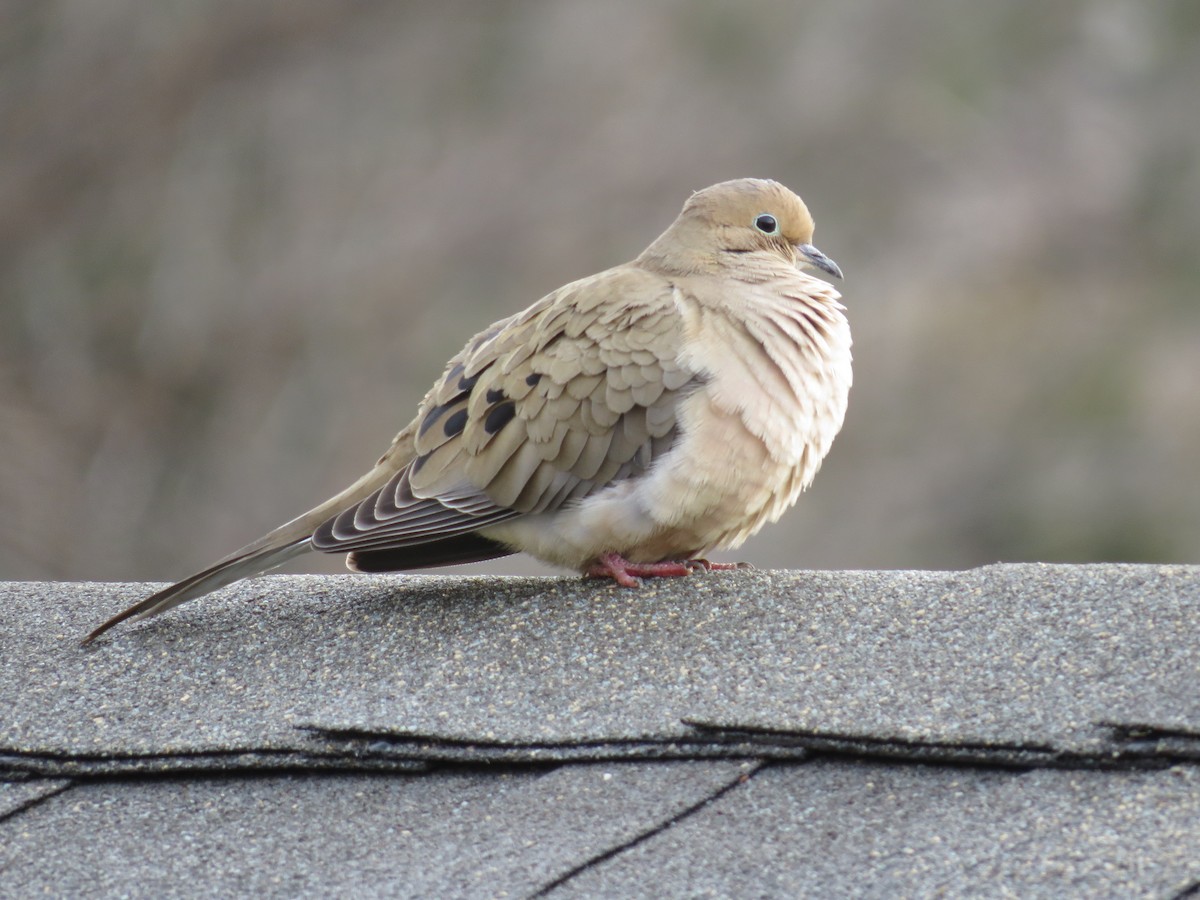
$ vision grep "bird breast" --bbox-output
[483,271,852,567]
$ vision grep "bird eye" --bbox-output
[754,214,778,234]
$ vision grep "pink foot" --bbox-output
[585,552,696,588]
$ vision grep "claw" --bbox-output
[688,558,749,572]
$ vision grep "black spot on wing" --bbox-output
[452,358,492,396]
[420,359,501,438]
[525,373,542,387]
[485,387,506,404]
[484,401,516,435]
[443,408,469,438]
[419,401,453,437]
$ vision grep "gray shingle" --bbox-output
[5,565,1200,896]
[5,565,1199,774]
[551,761,1200,899]
[0,761,750,898]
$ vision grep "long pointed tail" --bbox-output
[83,537,311,645]
[83,430,418,644]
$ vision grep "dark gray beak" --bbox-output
[798,243,843,280]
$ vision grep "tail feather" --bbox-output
[83,435,416,644]
[83,538,310,644]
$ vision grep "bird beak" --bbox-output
[798,244,843,280]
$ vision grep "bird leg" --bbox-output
[585,552,745,587]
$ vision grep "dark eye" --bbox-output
[754,214,778,234]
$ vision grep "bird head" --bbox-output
[640,178,842,280]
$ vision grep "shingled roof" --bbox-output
[4,564,1200,896]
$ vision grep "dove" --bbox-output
[84,178,851,643]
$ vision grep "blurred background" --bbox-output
[3,0,1198,583]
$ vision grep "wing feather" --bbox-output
[314,265,700,554]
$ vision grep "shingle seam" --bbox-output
[529,759,768,898]
[301,725,817,765]
[0,751,430,779]
[0,780,73,825]
[1099,721,1200,743]
[681,720,1200,771]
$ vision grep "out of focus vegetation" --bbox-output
[3,1,1198,581]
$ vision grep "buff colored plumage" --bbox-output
[85,178,851,643]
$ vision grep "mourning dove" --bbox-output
[85,178,851,643]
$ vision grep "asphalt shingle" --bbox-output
[4,565,1199,774]
[4,564,1200,896]
[0,761,751,898]
[552,761,1200,898]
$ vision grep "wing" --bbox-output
[310,265,697,557]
